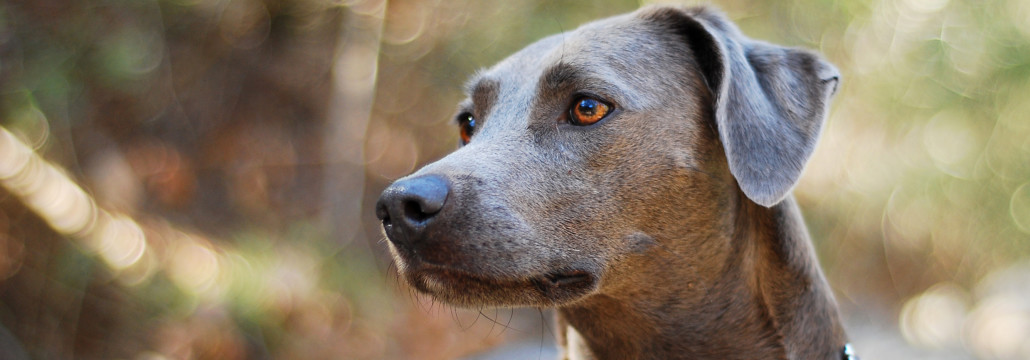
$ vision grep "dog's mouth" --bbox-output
[406,264,598,307]
[535,270,593,290]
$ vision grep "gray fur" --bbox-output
[376,5,848,360]
[654,7,840,207]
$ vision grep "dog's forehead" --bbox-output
[464,12,680,133]
[476,13,661,89]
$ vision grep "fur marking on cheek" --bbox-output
[624,232,657,253]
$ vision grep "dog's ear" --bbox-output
[644,6,840,207]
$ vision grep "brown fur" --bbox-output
[376,5,848,359]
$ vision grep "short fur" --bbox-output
[376,5,847,359]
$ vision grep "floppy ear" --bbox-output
[645,6,840,207]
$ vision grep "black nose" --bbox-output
[375,175,450,245]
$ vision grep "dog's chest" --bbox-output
[564,325,593,360]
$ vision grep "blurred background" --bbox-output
[0,0,1028,359]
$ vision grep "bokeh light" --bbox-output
[1,0,1029,359]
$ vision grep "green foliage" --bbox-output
[2,0,1029,358]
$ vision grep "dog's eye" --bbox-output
[569,97,611,126]
[458,112,476,145]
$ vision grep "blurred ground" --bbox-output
[1,0,1029,359]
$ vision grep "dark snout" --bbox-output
[375,175,450,248]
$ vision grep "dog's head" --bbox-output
[375,6,839,308]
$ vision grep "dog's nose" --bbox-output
[375,175,450,244]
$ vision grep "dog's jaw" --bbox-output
[393,254,602,308]
[554,196,847,360]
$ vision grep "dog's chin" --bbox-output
[400,263,599,308]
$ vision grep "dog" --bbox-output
[375,5,854,360]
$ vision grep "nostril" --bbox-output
[404,175,449,217]
[403,199,432,223]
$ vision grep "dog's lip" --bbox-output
[409,264,536,300]
[539,270,592,287]
[413,263,592,285]
[409,263,597,298]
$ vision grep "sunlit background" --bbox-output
[0,0,1028,359]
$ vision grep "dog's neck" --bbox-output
[556,195,847,360]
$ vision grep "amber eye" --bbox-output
[458,112,475,145]
[569,97,611,126]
